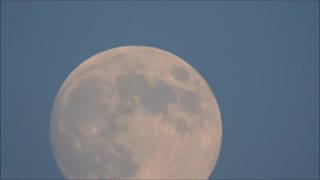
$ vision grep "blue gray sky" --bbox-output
[1,1,319,179]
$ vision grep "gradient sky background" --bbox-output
[1,1,319,179]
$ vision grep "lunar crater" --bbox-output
[116,73,149,99]
[140,81,176,115]
[171,66,189,82]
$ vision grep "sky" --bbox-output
[1,1,319,179]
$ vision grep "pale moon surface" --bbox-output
[50,46,222,179]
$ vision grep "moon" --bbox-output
[50,46,222,179]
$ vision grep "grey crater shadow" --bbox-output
[171,66,189,82]
[115,72,202,135]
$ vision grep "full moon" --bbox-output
[50,46,222,179]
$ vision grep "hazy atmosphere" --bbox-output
[1,1,319,179]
